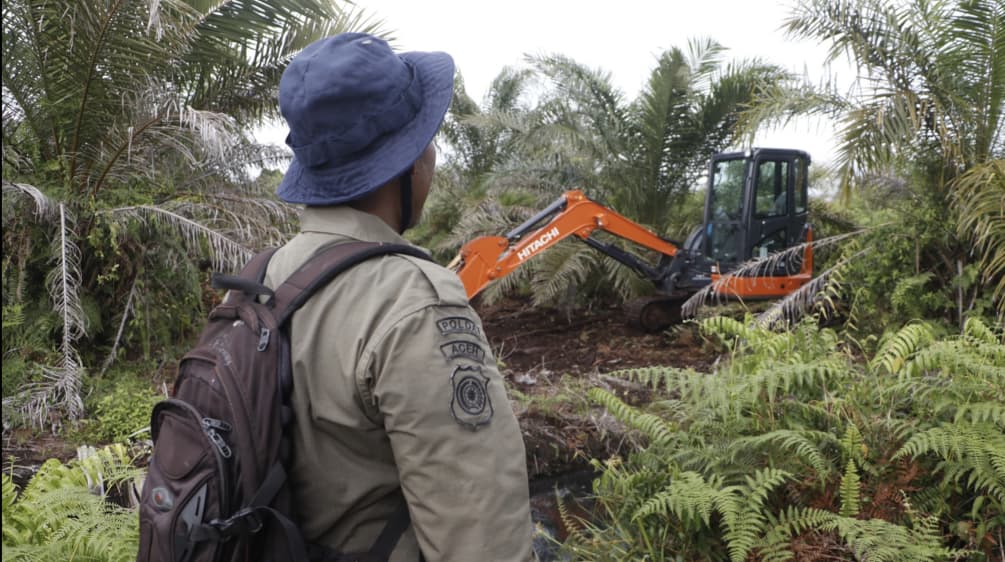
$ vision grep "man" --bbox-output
[263,33,537,561]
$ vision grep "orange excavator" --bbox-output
[449,148,815,330]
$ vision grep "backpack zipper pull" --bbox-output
[257,327,271,351]
[202,417,233,458]
[202,417,232,432]
[206,427,233,458]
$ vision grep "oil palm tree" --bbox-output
[1,0,384,426]
[744,0,1004,317]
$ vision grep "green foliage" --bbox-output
[85,379,162,444]
[839,459,861,518]
[2,444,140,560]
[569,316,1003,560]
[746,0,1004,321]
[2,0,386,426]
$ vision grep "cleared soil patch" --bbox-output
[475,295,717,479]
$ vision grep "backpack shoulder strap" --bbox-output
[210,247,281,297]
[271,241,431,327]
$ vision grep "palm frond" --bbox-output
[3,202,91,426]
[756,247,870,329]
[2,181,58,221]
[683,229,869,318]
[102,204,253,272]
[952,159,1005,311]
[47,204,87,344]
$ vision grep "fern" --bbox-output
[632,468,792,562]
[721,468,792,562]
[581,315,1005,559]
[633,470,719,526]
[838,459,862,517]
[824,515,966,562]
[871,322,936,376]
[895,423,1005,504]
[588,388,676,448]
[729,430,835,481]
[840,423,866,465]
[952,401,1005,427]
[1,445,140,558]
[758,506,839,562]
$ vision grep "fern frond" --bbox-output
[729,430,835,481]
[588,388,676,447]
[747,361,850,404]
[895,422,1005,503]
[840,423,866,464]
[2,445,140,556]
[632,471,717,526]
[554,487,588,543]
[608,365,692,392]
[758,506,838,562]
[838,459,861,517]
[963,316,1002,345]
[723,468,792,562]
[697,315,752,343]
[870,322,936,375]
[822,514,965,562]
[953,401,1005,427]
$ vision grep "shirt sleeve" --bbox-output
[361,303,537,562]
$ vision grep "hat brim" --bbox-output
[277,51,455,206]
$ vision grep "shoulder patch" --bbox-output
[440,340,486,364]
[450,365,493,430]
[436,316,482,338]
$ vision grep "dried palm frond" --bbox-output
[47,204,87,344]
[103,204,254,273]
[756,249,869,329]
[2,180,58,221]
[682,229,869,319]
[3,203,88,427]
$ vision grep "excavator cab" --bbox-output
[701,148,811,272]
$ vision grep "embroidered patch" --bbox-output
[450,365,493,430]
[440,340,486,363]
[436,316,482,338]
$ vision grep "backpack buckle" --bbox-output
[212,507,263,537]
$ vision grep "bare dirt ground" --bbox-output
[474,295,718,480]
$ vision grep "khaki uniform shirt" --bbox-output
[264,206,536,562]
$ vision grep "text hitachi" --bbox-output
[517,227,560,262]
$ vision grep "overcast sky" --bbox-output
[259,0,857,166]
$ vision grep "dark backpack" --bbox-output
[137,241,431,562]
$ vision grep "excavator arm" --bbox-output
[450,190,680,298]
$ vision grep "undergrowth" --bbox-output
[2,444,141,560]
[564,316,1004,561]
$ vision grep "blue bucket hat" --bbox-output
[277,33,455,206]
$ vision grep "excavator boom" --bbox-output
[452,190,679,298]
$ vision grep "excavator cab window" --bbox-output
[754,160,789,218]
[710,158,745,220]
[793,155,808,214]
[705,157,746,264]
